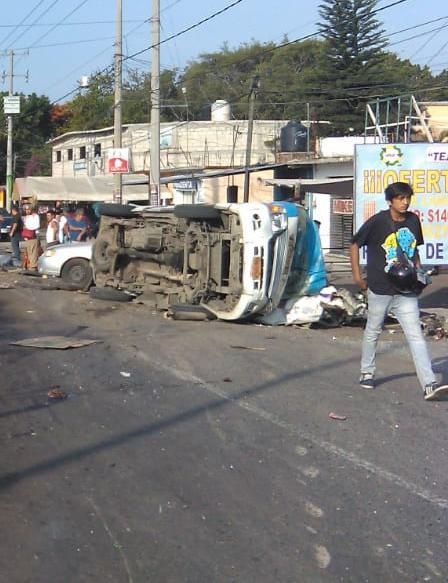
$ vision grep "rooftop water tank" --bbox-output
[280,120,308,152]
[211,100,231,122]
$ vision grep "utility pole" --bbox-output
[243,76,259,203]
[150,0,160,206]
[113,0,123,203]
[6,51,14,212]
[2,49,27,211]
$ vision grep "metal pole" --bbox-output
[306,102,310,152]
[243,76,259,203]
[150,0,160,206]
[6,50,14,212]
[113,0,123,203]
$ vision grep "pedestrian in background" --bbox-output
[350,181,448,401]
[57,207,70,244]
[45,209,59,248]
[21,204,41,270]
[9,205,23,265]
[67,207,89,242]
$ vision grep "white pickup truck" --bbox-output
[92,202,298,321]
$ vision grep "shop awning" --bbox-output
[264,177,353,196]
[14,175,151,203]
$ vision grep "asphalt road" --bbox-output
[0,269,447,582]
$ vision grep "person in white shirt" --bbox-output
[22,204,41,270]
[57,207,70,244]
[46,210,58,247]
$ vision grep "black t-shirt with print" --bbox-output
[351,210,424,295]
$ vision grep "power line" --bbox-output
[14,36,115,52]
[388,15,448,38]
[24,0,90,52]
[123,0,246,63]
[0,19,147,28]
[6,0,64,49]
[0,0,47,49]
[375,0,409,12]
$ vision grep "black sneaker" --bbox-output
[360,373,375,389]
[423,382,448,401]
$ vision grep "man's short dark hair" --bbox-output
[385,181,414,201]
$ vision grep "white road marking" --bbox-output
[138,354,448,511]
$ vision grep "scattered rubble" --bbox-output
[256,286,367,327]
[420,313,447,340]
[328,412,347,421]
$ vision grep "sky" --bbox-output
[0,0,447,103]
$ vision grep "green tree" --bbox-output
[0,92,56,183]
[317,0,388,133]
[63,71,115,132]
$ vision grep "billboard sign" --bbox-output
[355,143,448,264]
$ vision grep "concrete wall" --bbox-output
[51,121,285,178]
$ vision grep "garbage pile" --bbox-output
[256,286,367,327]
[420,313,447,340]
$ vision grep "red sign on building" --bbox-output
[108,148,130,173]
[332,198,353,215]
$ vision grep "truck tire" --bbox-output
[89,286,133,302]
[61,258,93,290]
[98,203,137,218]
[173,205,220,220]
[93,239,113,272]
[169,304,216,320]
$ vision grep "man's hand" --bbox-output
[354,276,368,290]
[350,242,368,291]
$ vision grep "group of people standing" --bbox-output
[8,204,92,270]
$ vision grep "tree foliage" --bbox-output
[0,92,60,183]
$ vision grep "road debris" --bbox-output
[48,387,68,400]
[120,371,131,378]
[11,336,100,349]
[328,412,347,421]
[230,345,266,351]
[0,282,14,289]
[420,313,447,340]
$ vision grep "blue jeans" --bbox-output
[11,234,21,262]
[361,290,436,389]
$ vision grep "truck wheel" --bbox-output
[93,239,113,272]
[98,203,136,218]
[173,205,220,220]
[61,258,93,290]
[169,304,216,320]
[89,286,134,302]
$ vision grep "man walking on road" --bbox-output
[350,181,448,401]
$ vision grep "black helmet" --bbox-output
[387,260,417,293]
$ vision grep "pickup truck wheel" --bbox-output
[93,239,113,272]
[98,203,136,218]
[173,205,220,220]
[61,258,93,290]
[169,304,216,320]
[89,286,133,302]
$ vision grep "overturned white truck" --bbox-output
[92,202,299,321]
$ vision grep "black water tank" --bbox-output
[280,121,308,152]
[227,185,238,203]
